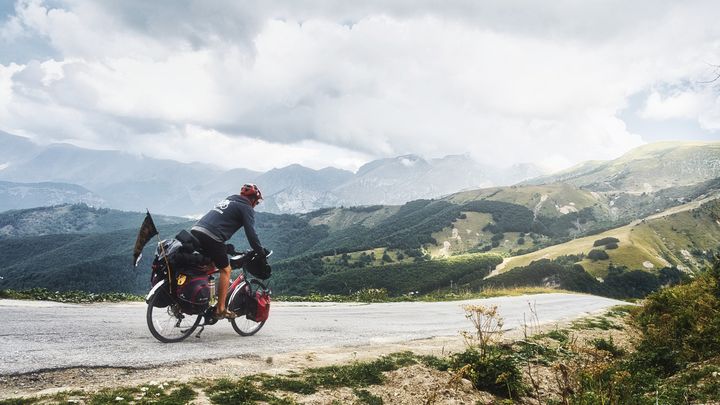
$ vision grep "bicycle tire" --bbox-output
[229,278,268,336]
[146,281,202,343]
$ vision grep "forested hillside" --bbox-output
[0,192,613,294]
[0,187,715,298]
[2,143,720,300]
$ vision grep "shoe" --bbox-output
[214,309,238,319]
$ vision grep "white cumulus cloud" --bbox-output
[0,0,718,172]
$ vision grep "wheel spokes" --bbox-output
[151,304,198,339]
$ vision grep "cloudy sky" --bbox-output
[0,0,719,172]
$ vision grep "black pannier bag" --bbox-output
[172,230,211,271]
[149,238,182,308]
[150,230,212,309]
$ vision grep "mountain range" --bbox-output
[0,131,544,216]
[2,132,720,300]
[3,139,720,298]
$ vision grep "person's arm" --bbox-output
[242,208,264,254]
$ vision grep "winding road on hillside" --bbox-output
[1,293,624,375]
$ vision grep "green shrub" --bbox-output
[514,340,559,365]
[451,346,525,398]
[0,399,35,405]
[593,237,620,247]
[587,249,610,261]
[261,377,316,394]
[207,379,270,404]
[481,259,600,295]
[353,389,383,405]
[658,266,688,286]
[590,337,626,357]
[563,260,720,403]
[603,268,660,299]
[633,265,720,373]
[605,242,619,249]
[539,329,570,343]
[354,288,389,302]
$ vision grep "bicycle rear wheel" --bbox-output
[228,278,268,336]
[146,282,202,343]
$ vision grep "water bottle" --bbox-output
[208,276,216,306]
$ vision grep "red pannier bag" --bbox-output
[249,290,271,322]
[175,275,210,314]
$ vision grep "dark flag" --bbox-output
[133,210,159,268]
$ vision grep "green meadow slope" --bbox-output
[493,194,720,279]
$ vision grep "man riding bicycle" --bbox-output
[191,184,267,319]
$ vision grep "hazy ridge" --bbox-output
[0,131,545,215]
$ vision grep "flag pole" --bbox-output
[157,233,173,294]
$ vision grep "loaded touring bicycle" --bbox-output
[134,214,272,343]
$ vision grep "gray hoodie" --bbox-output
[192,194,263,253]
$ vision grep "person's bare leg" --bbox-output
[215,264,232,315]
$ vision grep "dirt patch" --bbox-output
[292,364,492,405]
[373,364,492,404]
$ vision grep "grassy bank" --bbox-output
[0,352,450,405]
[0,287,144,303]
[1,286,565,305]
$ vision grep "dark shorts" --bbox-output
[191,229,229,269]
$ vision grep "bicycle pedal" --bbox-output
[195,325,205,338]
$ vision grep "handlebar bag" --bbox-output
[245,255,272,279]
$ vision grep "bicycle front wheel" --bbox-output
[228,279,268,336]
[146,282,202,343]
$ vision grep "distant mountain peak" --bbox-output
[398,155,421,167]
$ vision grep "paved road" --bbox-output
[1,293,624,375]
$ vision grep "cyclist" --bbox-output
[191,183,266,319]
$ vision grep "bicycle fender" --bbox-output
[227,280,247,307]
[146,279,167,304]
